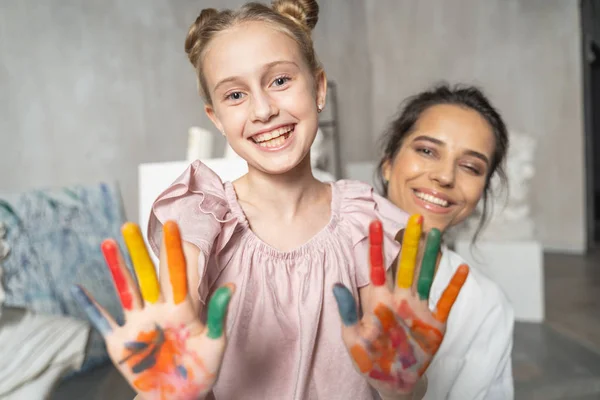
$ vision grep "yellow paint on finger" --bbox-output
[163,221,187,304]
[396,214,423,289]
[121,222,160,303]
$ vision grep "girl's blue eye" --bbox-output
[227,92,244,101]
[273,77,290,87]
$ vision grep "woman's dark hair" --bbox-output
[376,83,509,243]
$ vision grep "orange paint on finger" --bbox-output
[163,221,187,304]
[434,264,469,322]
[350,344,373,373]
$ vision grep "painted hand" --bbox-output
[333,215,468,396]
[73,221,234,400]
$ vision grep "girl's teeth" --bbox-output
[415,191,449,207]
[253,125,293,143]
[258,134,287,148]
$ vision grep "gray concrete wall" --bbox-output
[0,0,587,252]
[364,0,586,252]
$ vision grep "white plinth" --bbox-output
[454,240,545,323]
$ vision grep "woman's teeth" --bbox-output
[252,125,294,148]
[415,191,449,207]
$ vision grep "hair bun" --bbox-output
[272,0,319,30]
[185,8,219,65]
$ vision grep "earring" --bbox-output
[317,104,323,113]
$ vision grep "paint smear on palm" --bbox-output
[397,300,443,354]
[352,303,419,388]
[101,239,134,310]
[396,215,423,289]
[122,222,160,304]
[374,304,417,370]
[332,278,421,388]
[163,221,187,304]
[119,324,212,398]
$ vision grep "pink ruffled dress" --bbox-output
[147,160,408,400]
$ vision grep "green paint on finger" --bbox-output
[207,286,233,339]
[417,228,441,300]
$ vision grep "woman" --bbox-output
[377,84,515,399]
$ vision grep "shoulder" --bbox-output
[147,160,237,256]
[334,179,408,230]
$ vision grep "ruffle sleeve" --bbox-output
[337,180,409,287]
[146,160,240,302]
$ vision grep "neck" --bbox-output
[235,154,324,218]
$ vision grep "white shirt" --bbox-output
[423,246,515,400]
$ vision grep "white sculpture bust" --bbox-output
[453,130,537,242]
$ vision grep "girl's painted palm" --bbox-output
[73,221,233,400]
[333,215,468,396]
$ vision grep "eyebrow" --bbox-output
[212,60,300,93]
[412,135,490,165]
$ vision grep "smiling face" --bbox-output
[202,21,326,175]
[383,104,496,233]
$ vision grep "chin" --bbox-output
[424,221,449,234]
[250,156,305,175]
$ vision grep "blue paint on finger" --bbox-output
[333,283,359,326]
[71,285,112,336]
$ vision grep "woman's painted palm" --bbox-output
[333,215,468,396]
[73,221,233,400]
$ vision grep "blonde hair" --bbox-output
[184,0,322,104]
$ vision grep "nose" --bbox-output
[250,90,279,122]
[430,161,456,188]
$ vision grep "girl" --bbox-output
[73,1,468,399]
[378,84,515,399]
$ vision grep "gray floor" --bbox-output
[52,249,600,400]
[514,247,600,399]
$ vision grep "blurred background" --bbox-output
[0,1,599,399]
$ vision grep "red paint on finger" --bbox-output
[101,239,133,310]
[369,220,386,286]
